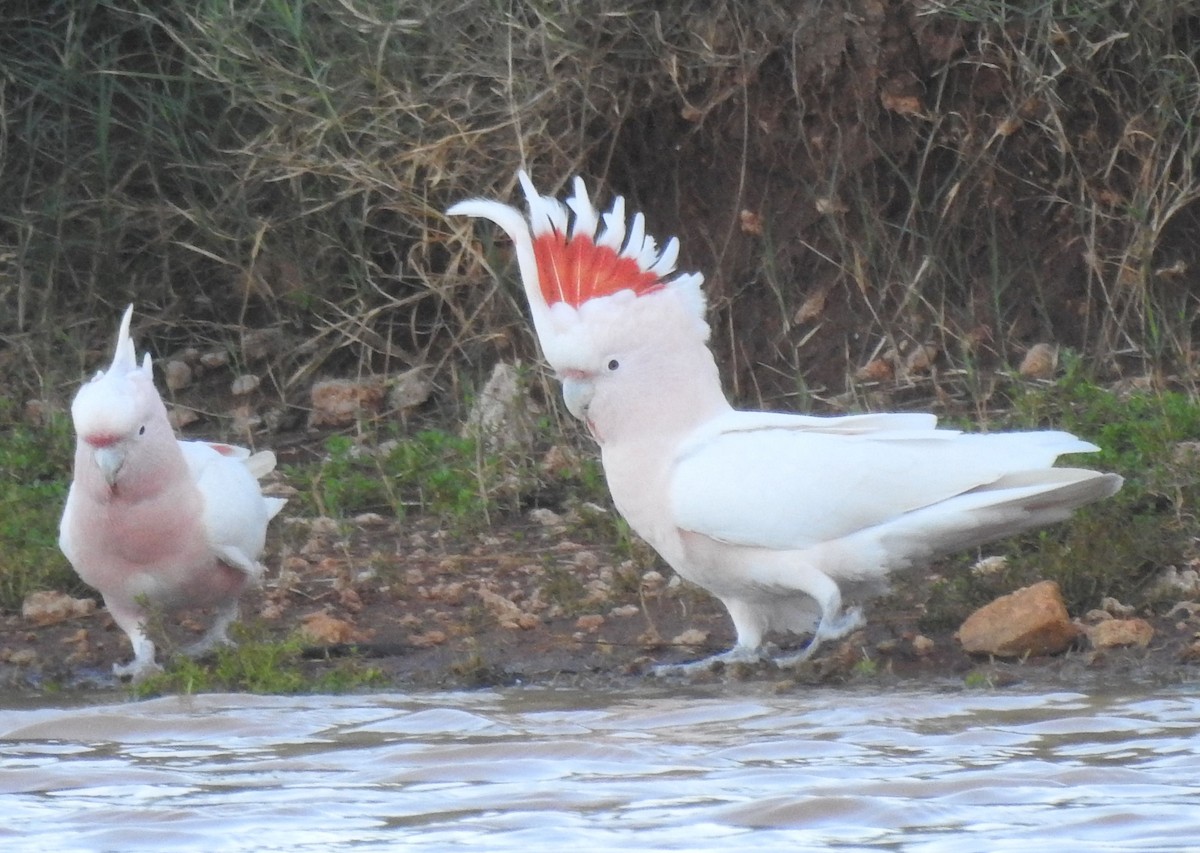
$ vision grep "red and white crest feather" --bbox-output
[449,171,707,369]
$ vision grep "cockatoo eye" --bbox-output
[138,425,146,436]
[607,359,620,372]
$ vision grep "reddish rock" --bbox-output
[1087,618,1154,649]
[957,580,1079,657]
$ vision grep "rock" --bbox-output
[1087,618,1154,649]
[911,634,935,656]
[298,612,368,644]
[1154,566,1200,597]
[970,555,1008,576]
[388,367,433,413]
[240,327,284,362]
[640,571,666,592]
[199,349,229,369]
[1018,343,1058,379]
[168,406,200,430]
[21,591,97,626]
[462,362,535,453]
[230,373,261,396]
[855,357,894,382]
[1100,596,1136,617]
[309,378,385,426]
[163,360,193,391]
[528,508,563,528]
[671,628,709,647]
[957,580,1079,657]
[904,343,938,374]
[575,614,605,632]
[407,629,447,648]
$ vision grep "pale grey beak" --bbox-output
[94,446,126,487]
[561,377,593,421]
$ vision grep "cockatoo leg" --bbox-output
[107,603,163,681]
[774,570,864,666]
[651,598,772,676]
[184,598,240,657]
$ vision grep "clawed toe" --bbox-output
[651,646,771,677]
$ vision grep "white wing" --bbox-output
[179,441,276,573]
[670,410,1101,551]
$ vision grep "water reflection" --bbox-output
[1,684,1198,850]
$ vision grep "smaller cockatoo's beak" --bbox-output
[94,447,126,487]
[560,373,594,421]
[86,435,127,487]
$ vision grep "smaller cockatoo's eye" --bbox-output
[138,425,146,436]
[607,359,620,372]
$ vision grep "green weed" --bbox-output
[286,428,535,528]
[0,404,80,610]
[132,624,386,697]
[923,371,1200,630]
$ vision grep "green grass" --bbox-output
[284,427,543,527]
[921,365,1200,631]
[131,624,387,697]
[0,404,80,610]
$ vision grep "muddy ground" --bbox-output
[3,486,1199,698]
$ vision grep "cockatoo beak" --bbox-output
[560,374,594,421]
[93,446,126,487]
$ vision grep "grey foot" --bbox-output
[651,645,772,677]
[776,606,865,667]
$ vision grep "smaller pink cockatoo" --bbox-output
[59,306,286,680]
[449,172,1124,672]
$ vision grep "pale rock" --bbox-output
[462,362,534,453]
[388,367,433,412]
[971,555,1008,576]
[163,360,193,391]
[199,349,229,369]
[911,634,935,656]
[22,590,97,626]
[957,580,1079,657]
[168,406,200,430]
[641,571,666,592]
[231,374,261,396]
[528,508,564,527]
[1087,618,1154,649]
[1154,566,1200,597]
[1100,596,1136,617]
[672,628,709,647]
[241,328,284,362]
[5,648,38,666]
[1019,343,1059,379]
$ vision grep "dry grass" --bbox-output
[0,0,1197,416]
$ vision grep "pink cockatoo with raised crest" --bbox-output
[59,306,286,680]
[449,172,1123,672]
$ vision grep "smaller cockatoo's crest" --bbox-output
[71,304,156,449]
[449,171,709,369]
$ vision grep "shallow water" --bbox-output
[2,682,1197,851]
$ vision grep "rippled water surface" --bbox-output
[2,682,1198,851]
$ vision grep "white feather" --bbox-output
[671,417,1108,553]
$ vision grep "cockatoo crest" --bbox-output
[71,304,156,448]
[449,171,710,369]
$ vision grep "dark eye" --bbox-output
[138,425,146,436]
[607,359,620,371]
